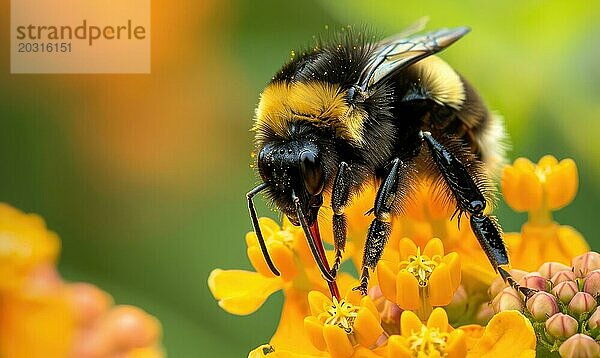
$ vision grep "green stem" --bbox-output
[528,206,553,226]
[416,286,433,321]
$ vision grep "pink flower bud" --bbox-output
[475,302,494,324]
[519,272,548,291]
[538,262,571,279]
[550,270,576,286]
[569,292,597,315]
[446,285,468,318]
[559,334,600,358]
[380,300,402,326]
[488,277,506,299]
[493,287,524,313]
[572,252,600,277]
[510,269,528,283]
[526,291,559,320]
[588,307,600,330]
[551,281,579,304]
[583,270,600,296]
[545,313,578,339]
[488,269,527,298]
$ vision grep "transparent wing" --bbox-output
[379,17,430,44]
[357,27,470,91]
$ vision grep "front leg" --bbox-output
[422,132,536,298]
[355,158,413,295]
[330,162,351,278]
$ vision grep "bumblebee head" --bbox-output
[257,140,326,226]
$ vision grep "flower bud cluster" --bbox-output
[489,252,600,355]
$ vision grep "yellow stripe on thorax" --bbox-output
[254,81,366,144]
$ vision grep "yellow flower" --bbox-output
[0,264,75,357]
[0,203,60,292]
[209,217,356,355]
[0,204,164,357]
[386,308,466,358]
[210,154,593,356]
[502,155,577,213]
[304,290,384,358]
[501,156,588,271]
[462,311,536,357]
[248,344,324,357]
[209,217,320,315]
[377,237,460,319]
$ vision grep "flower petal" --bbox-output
[247,246,279,278]
[207,269,282,315]
[307,291,332,317]
[303,316,327,352]
[387,335,412,358]
[423,238,444,258]
[396,271,420,310]
[446,329,467,358]
[426,307,449,331]
[272,289,324,355]
[557,226,590,262]
[442,252,461,289]
[400,310,423,338]
[269,241,298,281]
[360,296,380,321]
[248,344,326,357]
[466,311,535,357]
[323,325,353,358]
[376,261,397,302]
[354,307,383,347]
[428,263,454,306]
[502,159,543,212]
[245,218,280,247]
[398,238,417,259]
[544,158,577,210]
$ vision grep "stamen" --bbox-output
[408,326,450,356]
[323,297,359,334]
[399,247,442,286]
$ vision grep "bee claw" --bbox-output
[352,285,368,296]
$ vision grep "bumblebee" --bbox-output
[247,24,533,297]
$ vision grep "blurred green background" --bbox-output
[1,0,599,356]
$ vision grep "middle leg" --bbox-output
[355,158,414,295]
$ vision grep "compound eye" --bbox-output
[299,150,324,195]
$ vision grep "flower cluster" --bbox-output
[0,204,163,357]
[490,252,600,355]
[209,155,596,357]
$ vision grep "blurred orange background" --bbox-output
[1,0,599,355]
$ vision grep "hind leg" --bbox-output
[422,131,536,297]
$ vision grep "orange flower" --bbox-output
[209,217,355,355]
[502,155,577,214]
[303,290,384,358]
[0,204,164,357]
[501,156,588,271]
[462,311,536,357]
[0,203,60,292]
[386,308,466,357]
[377,238,460,319]
[208,217,334,316]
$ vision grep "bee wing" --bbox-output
[357,27,470,91]
[379,17,430,44]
